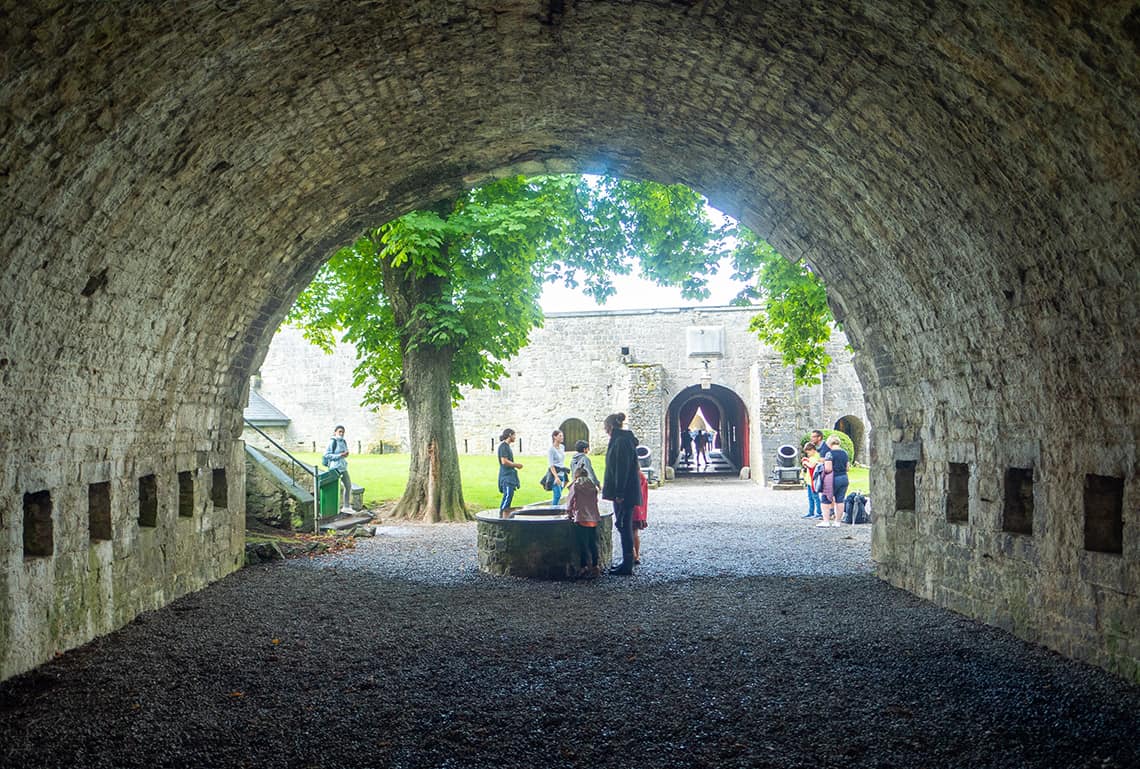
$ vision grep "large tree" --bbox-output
[290,175,729,522]
[727,228,837,386]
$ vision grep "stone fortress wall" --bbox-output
[252,306,869,479]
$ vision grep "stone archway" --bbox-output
[1,2,1136,681]
[559,417,590,453]
[667,385,750,475]
[833,415,866,464]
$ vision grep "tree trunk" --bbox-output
[392,345,468,522]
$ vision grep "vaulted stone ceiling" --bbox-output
[0,1,1136,679]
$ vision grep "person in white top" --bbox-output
[547,429,570,505]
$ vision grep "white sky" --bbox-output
[539,255,752,312]
[539,200,751,312]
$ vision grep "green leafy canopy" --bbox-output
[732,229,837,386]
[287,174,734,407]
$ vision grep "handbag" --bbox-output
[540,470,554,491]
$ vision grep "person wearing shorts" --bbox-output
[817,435,850,527]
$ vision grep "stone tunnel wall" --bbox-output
[0,1,1136,680]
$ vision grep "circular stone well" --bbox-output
[475,507,614,579]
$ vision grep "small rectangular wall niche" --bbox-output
[24,490,54,557]
[211,468,228,508]
[1002,467,1034,535]
[178,471,194,518]
[89,481,112,541]
[895,461,917,511]
[138,474,158,528]
[1083,474,1124,554]
[946,462,970,524]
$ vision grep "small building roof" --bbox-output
[244,390,291,426]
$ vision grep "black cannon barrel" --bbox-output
[776,444,798,468]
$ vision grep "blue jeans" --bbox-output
[806,487,821,517]
[551,471,568,504]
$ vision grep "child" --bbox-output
[632,469,649,563]
[801,443,822,519]
[564,466,601,578]
[569,439,600,489]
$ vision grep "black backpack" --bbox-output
[843,492,871,524]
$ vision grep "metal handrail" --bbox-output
[243,419,320,533]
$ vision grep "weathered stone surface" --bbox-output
[254,311,869,478]
[0,1,1136,681]
[477,510,614,579]
[244,540,285,565]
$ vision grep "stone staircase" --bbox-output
[674,449,737,477]
[245,444,315,503]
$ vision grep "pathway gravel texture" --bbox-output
[1,478,1137,769]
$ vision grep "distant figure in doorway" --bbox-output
[570,440,600,489]
[801,443,823,519]
[497,428,523,516]
[680,430,693,466]
[817,435,850,528]
[603,412,642,575]
[323,425,353,513]
[695,429,709,469]
[548,429,570,505]
[632,469,649,564]
[565,466,602,578]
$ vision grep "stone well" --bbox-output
[475,507,614,579]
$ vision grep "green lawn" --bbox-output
[847,465,869,494]
[293,452,868,511]
[293,452,607,511]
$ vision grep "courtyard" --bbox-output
[1,480,1135,769]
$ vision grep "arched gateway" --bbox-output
[0,2,1135,682]
[667,385,750,475]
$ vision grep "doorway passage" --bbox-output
[667,384,749,477]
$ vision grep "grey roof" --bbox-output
[244,390,291,425]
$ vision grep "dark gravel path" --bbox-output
[2,479,1137,769]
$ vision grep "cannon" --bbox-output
[771,444,802,488]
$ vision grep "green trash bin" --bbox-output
[317,470,344,517]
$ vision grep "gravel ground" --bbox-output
[1,478,1137,769]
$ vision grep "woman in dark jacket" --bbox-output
[602,412,642,575]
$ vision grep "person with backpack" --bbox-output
[323,425,353,513]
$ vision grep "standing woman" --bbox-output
[324,425,353,513]
[822,435,850,527]
[497,428,523,516]
[602,412,642,575]
[548,429,570,505]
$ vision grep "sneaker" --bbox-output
[801,512,815,518]
[831,521,842,527]
[340,506,355,514]
[815,522,831,528]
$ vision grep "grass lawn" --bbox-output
[293,452,608,512]
[293,452,868,511]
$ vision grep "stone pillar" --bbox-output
[626,364,665,478]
